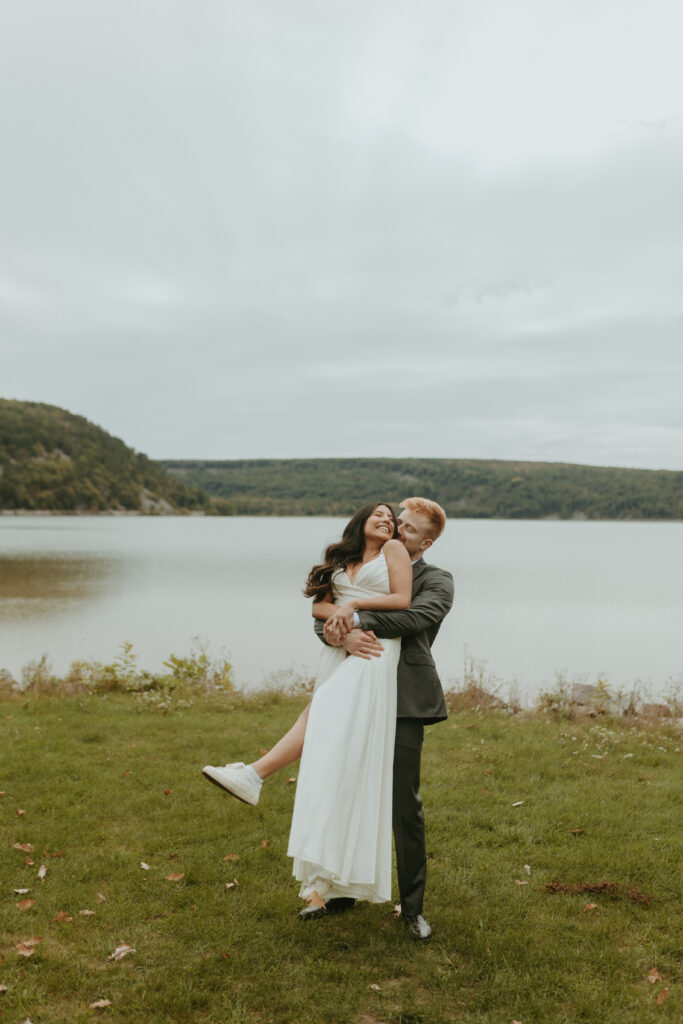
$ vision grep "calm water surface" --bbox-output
[0,516,681,700]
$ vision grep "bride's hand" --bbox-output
[323,619,343,645]
[326,601,356,639]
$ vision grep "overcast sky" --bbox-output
[1,1,682,469]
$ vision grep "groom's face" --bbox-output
[397,509,434,559]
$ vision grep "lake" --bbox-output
[0,516,681,702]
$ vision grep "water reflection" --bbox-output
[0,555,123,617]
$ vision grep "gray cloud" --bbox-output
[1,0,682,468]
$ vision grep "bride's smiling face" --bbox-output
[364,504,396,544]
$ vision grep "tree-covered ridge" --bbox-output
[161,457,683,520]
[2,399,680,518]
[0,400,208,513]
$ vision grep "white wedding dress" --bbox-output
[287,551,400,904]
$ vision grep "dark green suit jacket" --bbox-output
[315,559,454,725]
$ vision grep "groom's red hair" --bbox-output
[400,497,446,539]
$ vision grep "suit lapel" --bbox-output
[411,558,427,595]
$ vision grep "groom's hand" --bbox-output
[341,629,384,660]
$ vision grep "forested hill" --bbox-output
[0,400,209,513]
[161,457,683,520]
[2,399,680,518]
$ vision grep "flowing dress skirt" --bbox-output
[287,637,400,903]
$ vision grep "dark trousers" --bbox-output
[392,717,426,917]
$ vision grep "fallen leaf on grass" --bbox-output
[0,984,7,992]
[164,873,184,882]
[524,864,531,875]
[225,879,239,890]
[512,801,524,807]
[163,789,173,796]
[656,988,668,1005]
[569,829,584,835]
[13,843,33,853]
[16,937,41,957]
[223,854,239,862]
[53,911,73,922]
[285,777,297,784]
[89,999,112,1009]
[648,968,661,984]
[261,839,268,849]
[25,856,34,866]
[38,864,47,881]
[108,944,135,961]
[514,880,529,886]
[48,850,65,859]
[584,903,597,912]
[123,771,132,777]
[258,748,269,755]
[17,809,25,816]
[169,853,179,859]
[306,890,325,910]
[14,888,31,894]
[0,791,5,796]
[369,983,381,991]
[96,892,107,902]
[140,862,150,870]
[392,903,402,918]
[17,899,36,911]
[80,909,96,916]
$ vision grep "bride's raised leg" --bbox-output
[250,703,310,780]
[202,704,310,802]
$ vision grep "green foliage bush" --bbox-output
[7,641,233,709]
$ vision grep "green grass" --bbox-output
[1,692,680,1023]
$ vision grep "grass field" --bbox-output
[1,690,680,1023]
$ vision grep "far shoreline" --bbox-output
[1,508,682,523]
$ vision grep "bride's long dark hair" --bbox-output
[304,502,398,601]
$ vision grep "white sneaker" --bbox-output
[202,762,262,805]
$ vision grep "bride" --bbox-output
[287,501,411,909]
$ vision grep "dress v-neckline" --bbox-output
[343,550,385,586]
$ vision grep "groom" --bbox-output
[203,497,453,941]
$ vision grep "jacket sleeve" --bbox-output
[313,618,330,646]
[357,569,454,639]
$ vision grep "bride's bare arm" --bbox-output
[312,592,336,620]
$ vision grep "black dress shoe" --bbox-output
[403,914,432,941]
[325,897,355,915]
